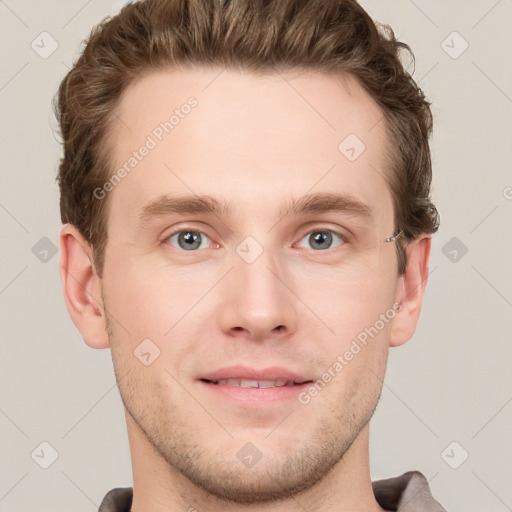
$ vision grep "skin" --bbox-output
[60,67,431,512]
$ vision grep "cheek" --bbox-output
[101,257,218,378]
[102,258,190,336]
[293,263,396,386]
[295,260,397,327]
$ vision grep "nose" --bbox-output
[218,245,298,342]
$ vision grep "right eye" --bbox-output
[164,230,214,251]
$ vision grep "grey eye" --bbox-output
[297,230,345,251]
[166,230,211,250]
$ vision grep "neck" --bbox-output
[126,410,386,512]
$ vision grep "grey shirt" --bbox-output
[98,470,446,511]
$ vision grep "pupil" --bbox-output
[311,231,332,250]
[179,231,201,250]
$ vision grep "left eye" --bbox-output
[296,230,346,251]
[165,230,213,251]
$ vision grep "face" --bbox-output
[100,67,400,503]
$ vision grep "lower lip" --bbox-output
[198,380,312,404]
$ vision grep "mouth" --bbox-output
[197,366,314,405]
[200,378,311,388]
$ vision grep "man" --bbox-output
[55,0,444,510]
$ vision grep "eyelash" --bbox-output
[161,227,349,252]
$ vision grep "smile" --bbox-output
[201,378,309,388]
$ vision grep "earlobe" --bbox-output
[389,236,432,348]
[59,224,109,349]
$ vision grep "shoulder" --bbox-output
[98,487,133,512]
[372,471,447,511]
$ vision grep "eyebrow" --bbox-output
[138,191,373,228]
[138,195,232,228]
[279,192,373,220]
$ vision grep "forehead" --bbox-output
[105,67,393,230]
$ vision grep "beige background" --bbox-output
[1,0,511,510]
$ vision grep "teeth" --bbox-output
[208,379,302,388]
[240,379,259,388]
[258,380,275,388]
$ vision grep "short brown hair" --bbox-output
[55,0,439,277]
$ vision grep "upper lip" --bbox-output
[198,365,312,384]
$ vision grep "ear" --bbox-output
[389,236,432,348]
[59,224,109,349]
